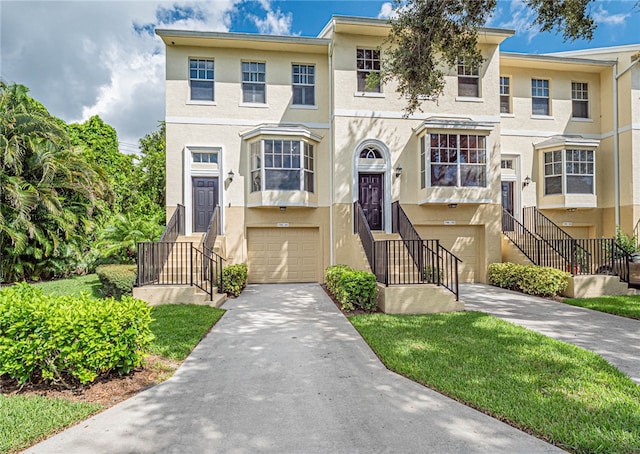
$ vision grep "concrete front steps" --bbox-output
[133,284,226,307]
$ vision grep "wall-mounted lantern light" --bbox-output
[227,169,235,182]
[448,203,458,209]
[395,166,403,178]
[523,175,531,187]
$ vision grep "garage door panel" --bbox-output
[247,228,319,283]
[417,225,481,283]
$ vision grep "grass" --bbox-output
[0,395,101,453]
[2,279,226,454]
[350,311,640,454]
[32,274,102,298]
[563,295,640,320]
[149,304,225,360]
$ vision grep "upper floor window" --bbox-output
[458,59,479,98]
[572,82,589,119]
[192,151,218,163]
[250,139,314,193]
[532,79,550,116]
[500,76,511,113]
[242,61,266,104]
[292,64,315,106]
[189,59,214,101]
[356,48,381,93]
[426,133,487,187]
[544,149,594,195]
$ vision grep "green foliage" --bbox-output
[95,264,137,299]
[488,262,570,297]
[0,82,110,282]
[380,0,604,115]
[222,263,248,297]
[0,283,153,385]
[614,226,639,255]
[350,312,640,453]
[96,212,164,263]
[563,295,640,320]
[149,305,225,360]
[33,274,103,298]
[423,265,443,284]
[324,265,377,312]
[137,122,166,209]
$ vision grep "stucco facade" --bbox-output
[157,16,640,285]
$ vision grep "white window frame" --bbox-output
[189,58,214,103]
[356,48,381,94]
[457,58,480,98]
[182,146,223,236]
[242,61,266,104]
[531,78,550,116]
[292,64,315,107]
[500,76,511,114]
[250,139,315,193]
[571,81,589,119]
[425,133,488,188]
[544,149,595,196]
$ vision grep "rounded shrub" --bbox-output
[324,265,377,312]
[96,264,137,299]
[488,262,570,297]
[222,263,248,297]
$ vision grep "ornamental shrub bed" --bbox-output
[222,263,248,297]
[95,264,137,299]
[324,265,377,312]
[488,262,570,297]
[0,283,153,385]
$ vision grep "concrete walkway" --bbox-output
[460,283,640,385]
[28,284,560,453]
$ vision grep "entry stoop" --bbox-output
[133,285,227,307]
[376,283,464,314]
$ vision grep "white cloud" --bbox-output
[593,4,630,26]
[497,0,541,43]
[249,1,293,35]
[0,1,241,152]
[377,2,397,20]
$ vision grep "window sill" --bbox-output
[500,113,515,118]
[531,114,554,120]
[239,102,269,108]
[186,100,216,106]
[455,96,484,103]
[353,92,385,98]
[290,104,319,110]
[247,189,318,208]
[571,117,592,123]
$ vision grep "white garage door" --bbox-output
[417,225,482,283]
[247,227,320,283]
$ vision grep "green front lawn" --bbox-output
[350,312,640,453]
[2,278,225,454]
[563,295,640,320]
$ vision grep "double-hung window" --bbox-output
[242,61,266,104]
[499,76,511,113]
[457,59,479,97]
[532,78,550,115]
[189,59,214,101]
[356,48,381,93]
[250,139,315,192]
[292,64,315,106]
[544,149,594,195]
[426,133,487,187]
[571,82,589,119]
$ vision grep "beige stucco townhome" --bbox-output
[154,15,640,300]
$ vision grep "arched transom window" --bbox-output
[359,146,382,159]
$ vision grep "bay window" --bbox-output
[425,133,487,187]
[250,139,314,192]
[544,149,594,195]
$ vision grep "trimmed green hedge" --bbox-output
[222,263,248,297]
[95,264,137,299]
[0,283,153,385]
[325,265,377,312]
[488,262,570,297]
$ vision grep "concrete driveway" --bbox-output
[460,283,640,385]
[27,284,560,453]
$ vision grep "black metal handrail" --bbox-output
[523,206,592,268]
[159,204,185,243]
[354,201,378,278]
[503,208,554,266]
[136,241,224,300]
[392,201,461,299]
[203,205,220,253]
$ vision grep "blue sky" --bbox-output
[1,0,639,152]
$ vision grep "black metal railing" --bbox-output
[203,205,220,253]
[136,241,224,300]
[159,204,185,242]
[392,201,461,299]
[354,201,377,277]
[523,206,592,267]
[503,209,631,281]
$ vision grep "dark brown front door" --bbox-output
[359,173,383,230]
[193,177,218,232]
[501,181,514,231]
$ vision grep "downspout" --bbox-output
[328,23,335,265]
